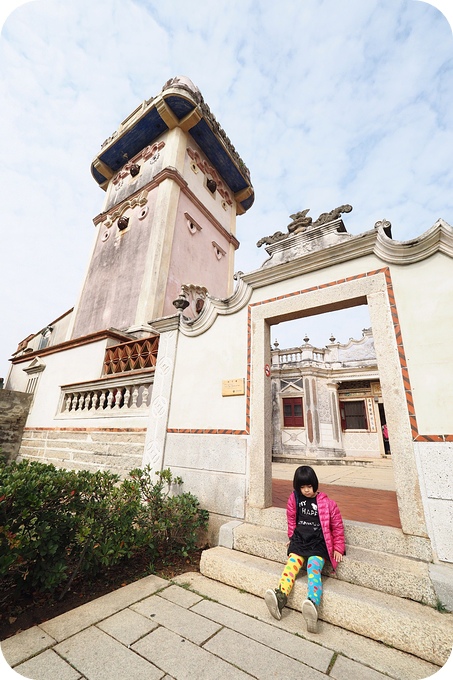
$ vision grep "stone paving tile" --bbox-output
[1,626,56,667]
[40,574,168,642]
[13,648,82,680]
[131,593,222,645]
[132,625,252,679]
[54,625,163,680]
[157,583,203,608]
[330,653,393,680]
[203,626,328,679]
[191,598,333,673]
[96,608,158,646]
[173,572,442,680]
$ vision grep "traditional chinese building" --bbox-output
[4,78,453,593]
[271,328,389,461]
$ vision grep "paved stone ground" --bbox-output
[1,572,449,680]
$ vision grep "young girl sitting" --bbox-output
[265,465,345,633]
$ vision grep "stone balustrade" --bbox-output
[60,372,153,416]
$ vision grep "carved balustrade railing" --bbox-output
[59,372,153,417]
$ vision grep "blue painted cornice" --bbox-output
[91,76,254,213]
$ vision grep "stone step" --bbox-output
[200,545,453,667]
[245,507,433,560]
[228,521,437,606]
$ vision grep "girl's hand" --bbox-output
[334,550,343,562]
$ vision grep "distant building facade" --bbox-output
[271,328,389,461]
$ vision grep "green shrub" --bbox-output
[131,466,209,562]
[0,460,208,597]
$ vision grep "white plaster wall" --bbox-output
[24,342,148,429]
[168,308,248,430]
[250,253,380,305]
[414,442,453,562]
[6,363,30,393]
[389,253,453,434]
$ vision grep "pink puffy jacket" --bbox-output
[286,491,345,571]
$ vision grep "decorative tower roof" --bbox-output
[91,76,254,214]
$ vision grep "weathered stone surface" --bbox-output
[205,627,328,679]
[200,546,453,666]
[1,626,56,667]
[55,626,162,680]
[0,389,32,461]
[131,594,222,645]
[13,648,82,680]
[173,571,441,680]
[40,574,168,642]
[132,626,250,679]
[192,598,333,673]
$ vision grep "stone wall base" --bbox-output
[18,428,147,477]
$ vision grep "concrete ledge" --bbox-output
[244,508,433,561]
[232,522,437,605]
[429,562,453,612]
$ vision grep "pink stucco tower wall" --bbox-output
[70,76,254,339]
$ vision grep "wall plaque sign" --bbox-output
[222,378,245,396]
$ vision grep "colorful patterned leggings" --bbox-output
[278,554,325,606]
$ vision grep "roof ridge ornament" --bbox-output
[256,204,353,248]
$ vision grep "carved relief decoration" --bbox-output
[112,142,165,190]
[187,147,233,205]
[100,190,149,229]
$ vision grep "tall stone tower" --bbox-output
[70,76,254,339]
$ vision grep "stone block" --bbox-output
[200,546,453,666]
[40,574,168,641]
[192,598,333,673]
[13,648,81,680]
[417,443,453,500]
[0,626,56,667]
[165,433,247,474]
[429,562,453,612]
[96,608,158,646]
[132,625,250,679]
[131,593,222,644]
[330,653,391,680]
[168,466,246,518]
[219,520,243,548]
[204,626,328,678]
[427,499,453,563]
[55,625,161,680]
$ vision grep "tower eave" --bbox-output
[90,77,254,213]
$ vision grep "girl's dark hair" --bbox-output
[293,465,319,492]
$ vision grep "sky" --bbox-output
[0,0,452,382]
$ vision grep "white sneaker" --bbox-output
[265,588,283,620]
[302,598,318,633]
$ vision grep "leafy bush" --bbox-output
[0,460,208,597]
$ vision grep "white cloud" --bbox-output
[0,0,452,379]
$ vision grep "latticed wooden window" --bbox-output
[103,336,159,375]
[339,400,368,430]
